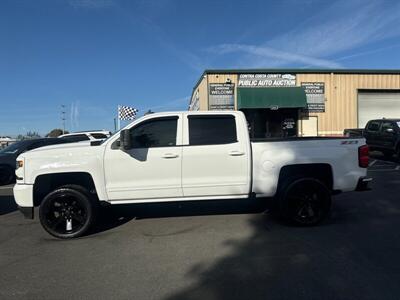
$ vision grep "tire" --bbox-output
[279,178,331,226]
[39,185,97,239]
[0,165,14,186]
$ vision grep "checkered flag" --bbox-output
[118,105,138,120]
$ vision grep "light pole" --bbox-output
[61,105,66,134]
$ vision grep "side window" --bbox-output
[381,122,395,132]
[62,134,90,142]
[26,142,43,151]
[188,115,237,146]
[91,133,108,139]
[367,121,380,132]
[129,117,178,148]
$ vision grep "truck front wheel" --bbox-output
[39,185,97,239]
[279,178,331,226]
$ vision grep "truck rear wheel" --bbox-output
[39,185,97,239]
[279,178,331,226]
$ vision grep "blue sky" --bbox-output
[1,0,400,136]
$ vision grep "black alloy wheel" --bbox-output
[39,185,96,239]
[280,178,331,226]
[0,166,14,186]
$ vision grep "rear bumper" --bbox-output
[355,177,372,191]
[13,184,34,218]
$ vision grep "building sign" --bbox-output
[209,83,235,110]
[238,73,296,87]
[301,82,325,112]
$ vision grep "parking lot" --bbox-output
[1,154,400,300]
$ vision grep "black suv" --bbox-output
[0,138,72,185]
[364,119,400,158]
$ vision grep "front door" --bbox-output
[104,115,183,201]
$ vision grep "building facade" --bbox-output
[189,69,400,137]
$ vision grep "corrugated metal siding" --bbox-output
[194,72,400,134]
[297,74,400,134]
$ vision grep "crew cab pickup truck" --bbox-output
[363,119,400,158]
[13,111,370,239]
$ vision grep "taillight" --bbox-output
[358,145,369,168]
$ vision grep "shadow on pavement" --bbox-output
[89,199,270,236]
[164,198,400,299]
[160,173,400,300]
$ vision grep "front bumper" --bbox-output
[356,177,372,191]
[18,206,34,219]
[13,184,34,219]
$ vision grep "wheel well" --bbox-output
[277,164,333,192]
[33,172,96,206]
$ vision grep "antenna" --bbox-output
[61,104,66,134]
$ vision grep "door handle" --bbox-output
[162,153,179,159]
[229,150,245,156]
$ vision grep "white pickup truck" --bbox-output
[14,111,370,239]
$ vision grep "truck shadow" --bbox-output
[162,194,400,300]
[89,199,271,236]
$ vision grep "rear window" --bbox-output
[62,134,90,142]
[367,121,380,132]
[91,133,108,139]
[188,115,237,146]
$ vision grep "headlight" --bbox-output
[16,160,23,169]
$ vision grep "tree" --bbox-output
[46,129,69,138]
[17,131,41,140]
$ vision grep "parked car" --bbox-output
[343,128,364,137]
[59,130,111,142]
[0,138,73,185]
[14,111,370,239]
[363,119,400,157]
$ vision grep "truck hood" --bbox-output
[19,141,104,162]
[29,141,92,153]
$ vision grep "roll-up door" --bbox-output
[358,91,400,128]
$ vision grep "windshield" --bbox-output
[0,140,29,154]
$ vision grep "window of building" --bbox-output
[188,115,237,146]
[129,117,178,148]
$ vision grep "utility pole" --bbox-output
[61,105,66,134]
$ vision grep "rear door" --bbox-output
[182,113,250,197]
[364,120,382,148]
[380,121,398,150]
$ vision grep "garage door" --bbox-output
[358,92,400,128]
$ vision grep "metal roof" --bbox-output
[191,68,400,100]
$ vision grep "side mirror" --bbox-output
[385,128,395,134]
[119,129,131,150]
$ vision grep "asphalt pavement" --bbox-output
[1,157,400,299]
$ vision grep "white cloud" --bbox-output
[207,0,400,68]
[149,96,189,111]
[209,44,342,68]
